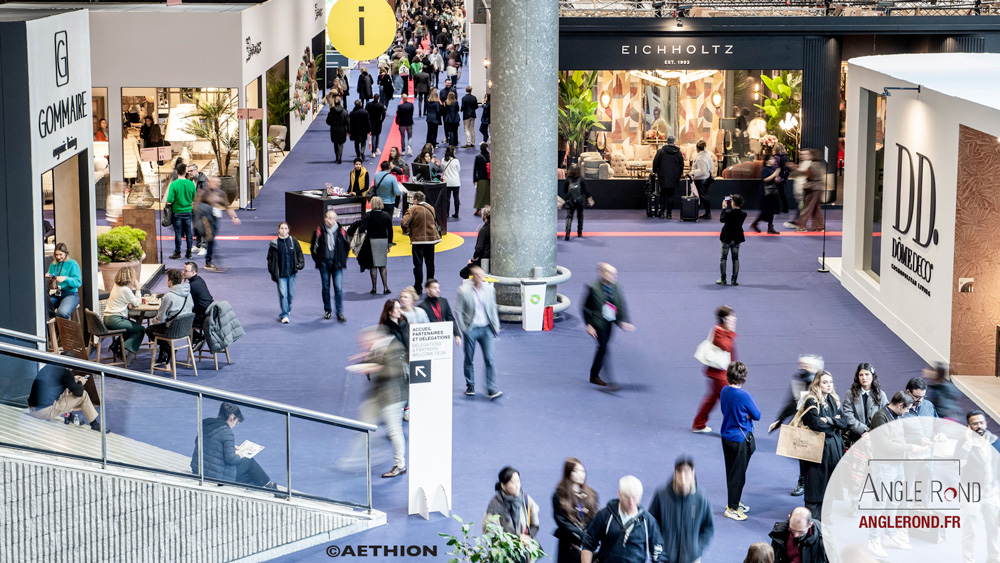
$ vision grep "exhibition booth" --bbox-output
[557,16,1000,209]
[839,53,1000,417]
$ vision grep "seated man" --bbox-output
[146,268,194,365]
[190,402,274,488]
[27,354,106,432]
[183,261,214,346]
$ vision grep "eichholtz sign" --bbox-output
[559,35,803,70]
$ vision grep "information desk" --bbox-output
[285,191,367,243]
[402,181,449,234]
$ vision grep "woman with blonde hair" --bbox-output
[425,88,442,146]
[443,91,461,147]
[103,265,145,362]
[796,370,847,519]
[399,286,429,325]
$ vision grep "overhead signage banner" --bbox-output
[559,35,804,70]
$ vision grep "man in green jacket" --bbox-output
[582,262,634,386]
[167,162,197,259]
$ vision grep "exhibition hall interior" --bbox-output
[3,0,1000,561]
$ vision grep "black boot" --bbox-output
[791,475,805,496]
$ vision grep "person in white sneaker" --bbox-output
[768,507,827,563]
[719,361,759,521]
[692,306,737,433]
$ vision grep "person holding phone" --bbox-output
[718,194,746,286]
[46,242,82,319]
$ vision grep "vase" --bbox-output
[99,259,142,293]
[219,175,239,206]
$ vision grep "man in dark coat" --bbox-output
[581,262,634,387]
[349,100,371,162]
[28,356,106,432]
[310,209,351,322]
[356,67,374,104]
[366,95,387,158]
[190,402,272,488]
[769,507,829,563]
[651,135,685,219]
[460,86,479,148]
[325,99,349,164]
[648,457,714,563]
[419,278,461,343]
[413,69,431,117]
[395,97,415,156]
[582,475,663,563]
[439,78,457,106]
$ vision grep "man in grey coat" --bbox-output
[454,266,501,400]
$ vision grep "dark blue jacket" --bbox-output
[28,365,83,408]
[583,499,663,562]
[647,480,714,563]
[190,417,241,481]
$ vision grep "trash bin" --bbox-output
[521,280,546,331]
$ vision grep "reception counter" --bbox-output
[285,191,367,243]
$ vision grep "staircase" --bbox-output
[0,405,386,563]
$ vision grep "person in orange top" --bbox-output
[692,306,737,433]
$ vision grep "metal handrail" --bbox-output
[0,328,46,345]
[0,341,375,432]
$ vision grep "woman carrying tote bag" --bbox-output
[797,370,848,520]
[691,306,737,434]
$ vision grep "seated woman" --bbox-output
[191,402,274,488]
[416,151,443,182]
[103,266,146,363]
[46,242,82,319]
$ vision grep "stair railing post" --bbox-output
[100,370,107,469]
[197,393,204,485]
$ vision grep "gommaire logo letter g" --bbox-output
[54,31,69,87]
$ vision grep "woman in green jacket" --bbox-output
[46,242,82,319]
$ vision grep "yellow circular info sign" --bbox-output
[327,0,397,61]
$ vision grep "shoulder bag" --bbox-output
[775,404,825,463]
[350,223,366,255]
[694,327,730,370]
[161,203,173,227]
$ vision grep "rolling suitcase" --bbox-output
[679,177,699,221]
[644,173,660,218]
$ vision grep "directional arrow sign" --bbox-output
[409,359,431,384]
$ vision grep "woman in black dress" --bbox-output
[798,370,847,520]
[552,457,599,563]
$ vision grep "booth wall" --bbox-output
[842,59,1000,367]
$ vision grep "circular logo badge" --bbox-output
[530,295,541,305]
[327,0,396,62]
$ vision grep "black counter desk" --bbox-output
[402,181,449,234]
[285,191,367,243]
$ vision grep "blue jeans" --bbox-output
[277,276,296,319]
[318,263,344,315]
[172,212,193,255]
[48,291,79,319]
[463,325,497,394]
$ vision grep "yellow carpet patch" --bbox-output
[301,227,465,257]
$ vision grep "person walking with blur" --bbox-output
[356,325,408,478]
[455,266,501,399]
[720,361,760,521]
[267,222,304,324]
[692,306,737,433]
[751,155,781,234]
[797,370,847,520]
[649,456,715,561]
[786,149,826,232]
[194,176,240,271]
[553,458,600,563]
[581,263,634,387]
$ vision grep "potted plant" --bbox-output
[439,514,545,563]
[97,226,146,291]
[558,71,606,166]
[182,93,240,205]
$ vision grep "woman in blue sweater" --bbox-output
[46,243,82,319]
[720,360,760,522]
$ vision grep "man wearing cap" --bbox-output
[648,456,714,563]
[652,135,685,219]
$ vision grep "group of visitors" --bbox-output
[165,160,240,271]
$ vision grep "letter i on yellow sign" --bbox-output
[327,0,396,61]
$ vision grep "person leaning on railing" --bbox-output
[27,351,107,433]
[190,402,275,489]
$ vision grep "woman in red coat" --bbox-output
[692,306,737,433]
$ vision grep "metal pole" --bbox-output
[818,160,831,273]
[285,412,292,500]
[100,371,107,469]
[366,431,372,513]
[157,171,164,263]
[197,393,204,485]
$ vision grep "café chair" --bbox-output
[84,309,129,368]
[150,313,198,379]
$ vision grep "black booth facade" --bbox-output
[559,16,1000,209]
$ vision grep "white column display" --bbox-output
[407,321,454,519]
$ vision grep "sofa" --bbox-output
[579,151,612,179]
[609,143,657,177]
[722,159,763,180]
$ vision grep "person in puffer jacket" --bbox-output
[648,456,714,563]
[190,402,274,489]
[582,476,663,563]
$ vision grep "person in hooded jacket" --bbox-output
[552,457,600,563]
[146,268,194,365]
[769,507,828,563]
[367,94,386,158]
[349,100,371,162]
[651,135,685,219]
[485,466,541,561]
[582,475,663,563]
[190,402,274,488]
[326,98,350,164]
[648,456,714,563]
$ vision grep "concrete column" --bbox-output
[489,0,559,308]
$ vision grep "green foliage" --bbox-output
[438,514,546,563]
[754,71,802,150]
[558,71,605,162]
[182,93,239,177]
[268,78,293,130]
[97,226,146,265]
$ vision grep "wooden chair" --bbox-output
[195,341,232,371]
[46,305,83,353]
[84,309,129,368]
[150,313,198,379]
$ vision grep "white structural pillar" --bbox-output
[489,0,559,309]
[465,0,489,98]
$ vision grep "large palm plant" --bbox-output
[558,71,605,163]
[182,93,239,177]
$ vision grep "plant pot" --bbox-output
[219,175,239,206]
[99,259,142,293]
